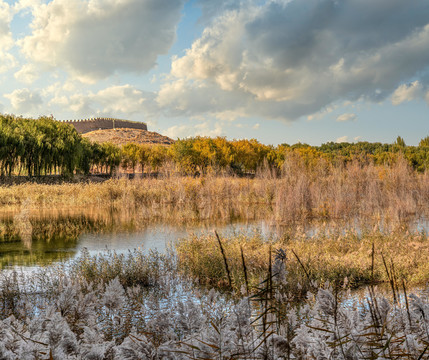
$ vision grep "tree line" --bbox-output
[1,115,429,177]
[123,135,429,175]
[0,115,120,177]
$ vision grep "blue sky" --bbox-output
[0,0,428,146]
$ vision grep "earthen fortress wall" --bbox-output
[63,118,147,134]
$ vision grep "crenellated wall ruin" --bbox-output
[62,117,147,134]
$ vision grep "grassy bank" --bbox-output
[0,158,428,222]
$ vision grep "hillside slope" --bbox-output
[82,128,174,146]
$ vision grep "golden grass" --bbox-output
[0,158,427,223]
[175,227,429,297]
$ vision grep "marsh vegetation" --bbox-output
[1,199,429,358]
[1,154,429,224]
[1,116,429,358]
[1,237,429,359]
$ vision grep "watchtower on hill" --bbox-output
[62,117,147,134]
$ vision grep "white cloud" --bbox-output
[0,1,12,48]
[4,88,42,114]
[158,0,429,122]
[50,84,158,119]
[0,52,15,73]
[13,0,42,13]
[163,124,190,139]
[354,136,362,142]
[14,63,39,84]
[213,109,247,122]
[43,80,82,97]
[308,105,338,121]
[195,0,243,25]
[164,121,223,139]
[19,0,185,81]
[391,81,424,105]
[336,113,357,122]
[252,123,260,130]
[94,85,159,116]
[336,136,348,143]
[0,1,16,73]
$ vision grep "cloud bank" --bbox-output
[50,84,157,119]
[5,88,42,114]
[0,1,16,73]
[19,0,185,81]
[158,0,429,121]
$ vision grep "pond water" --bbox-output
[0,208,279,268]
[1,207,428,269]
[1,208,428,318]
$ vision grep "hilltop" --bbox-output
[82,128,174,146]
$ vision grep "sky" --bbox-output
[0,0,428,146]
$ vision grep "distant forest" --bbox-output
[1,114,429,177]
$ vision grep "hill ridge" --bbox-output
[82,128,174,146]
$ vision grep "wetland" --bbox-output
[0,167,429,359]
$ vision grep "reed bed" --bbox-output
[0,246,428,359]
[1,157,428,357]
[69,247,172,288]
[0,157,428,223]
[175,227,429,298]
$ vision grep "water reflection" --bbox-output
[78,222,266,256]
[0,207,267,268]
[13,206,32,249]
[0,237,78,267]
[0,209,114,268]
[0,206,428,268]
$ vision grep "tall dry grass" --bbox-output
[273,155,427,222]
[0,155,427,223]
[175,227,429,297]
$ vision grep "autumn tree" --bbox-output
[121,143,140,174]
